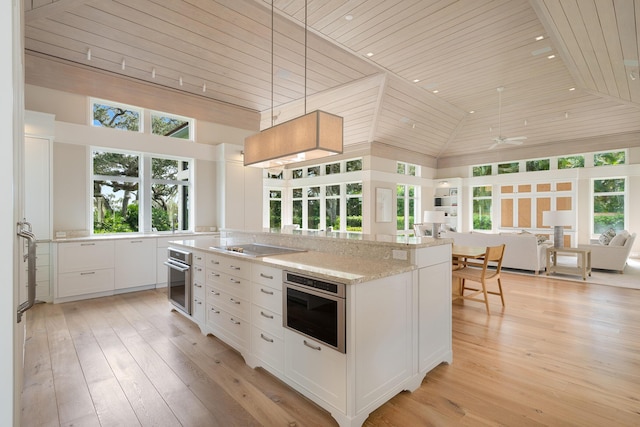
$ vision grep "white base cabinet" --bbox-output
[56,241,114,301]
[114,239,156,290]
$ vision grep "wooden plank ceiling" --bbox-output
[23,0,640,165]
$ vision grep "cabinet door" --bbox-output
[58,269,114,298]
[418,261,452,372]
[284,329,346,412]
[58,241,114,273]
[114,239,156,289]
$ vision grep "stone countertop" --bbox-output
[170,237,431,285]
[52,232,219,243]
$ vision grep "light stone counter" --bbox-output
[169,231,451,285]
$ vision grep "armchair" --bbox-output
[577,232,636,273]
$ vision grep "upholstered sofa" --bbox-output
[441,231,552,274]
[577,231,636,273]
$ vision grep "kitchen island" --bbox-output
[170,230,453,427]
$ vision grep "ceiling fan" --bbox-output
[489,86,527,150]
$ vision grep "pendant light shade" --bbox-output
[244,110,343,167]
[243,0,343,168]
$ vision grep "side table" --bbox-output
[546,247,592,280]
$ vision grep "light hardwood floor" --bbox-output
[21,272,640,426]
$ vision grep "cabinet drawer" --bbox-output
[251,282,282,315]
[58,269,114,298]
[206,285,250,320]
[252,264,282,289]
[193,281,205,299]
[251,325,284,374]
[205,254,250,279]
[58,241,114,273]
[192,296,205,325]
[251,304,283,339]
[193,251,205,267]
[207,271,251,300]
[206,304,249,351]
[193,264,205,284]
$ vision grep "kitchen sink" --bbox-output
[210,243,306,257]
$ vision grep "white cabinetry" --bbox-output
[20,242,52,302]
[434,178,461,232]
[416,244,452,373]
[56,241,114,301]
[192,250,206,329]
[250,264,284,375]
[205,253,251,356]
[114,239,156,290]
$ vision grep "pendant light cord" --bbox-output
[271,0,274,127]
[304,0,307,115]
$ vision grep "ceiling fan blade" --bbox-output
[504,136,527,141]
[488,142,498,150]
[503,140,524,145]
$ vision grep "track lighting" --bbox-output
[179,76,183,86]
[86,48,91,61]
[202,83,207,92]
[121,58,125,70]
[151,68,156,78]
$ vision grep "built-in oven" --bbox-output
[283,271,346,353]
[165,247,192,315]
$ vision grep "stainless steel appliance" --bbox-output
[165,247,192,315]
[283,271,346,353]
[210,243,305,257]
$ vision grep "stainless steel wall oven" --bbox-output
[165,247,192,315]
[283,271,346,353]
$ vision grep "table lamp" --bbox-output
[543,210,573,248]
[423,210,446,238]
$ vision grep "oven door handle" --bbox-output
[164,260,190,272]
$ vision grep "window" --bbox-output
[472,165,492,176]
[92,149,192,234]
[593,178,625,234]
[151,111,192,140]
[558,155,584,169]
[397,184,417,232]
[594,151,625,166]
[346,183,363,232]
[346,159,362,172]
[498,162,519,174]
[397,161,418,176]
[292,168,304,179]
[267,170,283,179]
[92,99,141,132]
[268,190,282,230]
[325,162,341,175]
[292,188,303,228]
[307,186,321,229]
[472,185,492,230]
[325,185,340,229]
[526,159,549,172]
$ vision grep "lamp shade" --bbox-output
[542,210,573,227]
[423,210,446,223]
[244,110,343,168]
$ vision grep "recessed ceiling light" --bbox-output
[413,79,420,83]
[535,35,544,41]
[547,54,556,59]
[366,52,374,57]
[469,110,475,114]
[345,15,353,21]
[432,90,439,93]
[569,87,576,91]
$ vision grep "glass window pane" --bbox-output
[325,163,341,175]
[152,158,178,180]
[526,159,549,172]
[93,151,139,177]
[498,162,519,174]
[270,190,281,199]
[292,188,303,198]
[308,200,320,229]
[92,102,140,132]
[594,179,625,193]
[346,159,362,172]
[408,165,416,176]
[558,156,584,169]
[326,199,340,229]
[326,185,340,196]
[307,166,320,177]
[151,183,189,232]
[292,200,302,227]
[346,183,362,195]
[473,199,492,230]
[93,181,139,233]
[151,113,190,139]
[473,165,492,176]
[473,185,492,197]
[397,163,406,174]
[270,200,281,229]
[593,195,624,233]
[346,197,362,231]
[292,169,303,179]
[308,186,320,197]
[594,151,625,166]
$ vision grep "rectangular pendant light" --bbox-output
[243,110,343,168]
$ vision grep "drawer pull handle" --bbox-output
[260,273,274,280]
[260,311,274,319]
[230,265,241,270]
[130,240,143,243]
[80,271,95,275]
[230,318,241,325]
[80,243,95,246]
[211,291,220,296]
[210,308,220,314]
[196,267,202,272]
[230,298,241,305]
[260,333,274,343]
[210,273,220,277]
[260,288,274,295]
[194,283,202,288]
[196,301,202,305]
[303,340,321,351]
[211,260,220,265]
[230,278,240,284]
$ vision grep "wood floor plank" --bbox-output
[21,271,640,426]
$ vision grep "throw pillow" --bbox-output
[535,234,548,244]
[609,230,630,246]
[598,228,617,245]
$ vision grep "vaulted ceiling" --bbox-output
[23,0,640,166]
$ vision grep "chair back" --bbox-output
[483,244,506,274]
